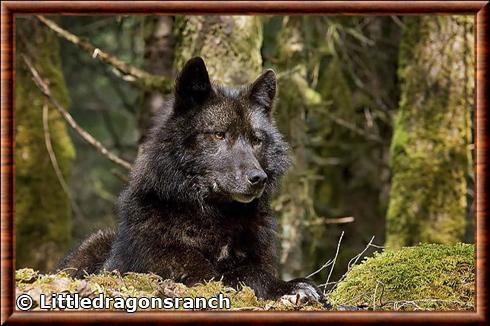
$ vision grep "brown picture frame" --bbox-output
[1,1,488,324]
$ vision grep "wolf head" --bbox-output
[131,57,289,206]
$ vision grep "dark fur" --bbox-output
[58,229,115,278]
[59,57,322,300]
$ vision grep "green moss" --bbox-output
[328,243,475,311]
[386,17,474,247]
[17,244,474,312]
[15,269,325,311]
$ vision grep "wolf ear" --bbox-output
[175,57,212,107]
[249,69,277,113]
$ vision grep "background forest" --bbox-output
[15,15,475,288]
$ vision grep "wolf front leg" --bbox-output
[158,245,220,286]
[104,244,218,285]
[222,265,323,302]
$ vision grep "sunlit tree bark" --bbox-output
[386,17,474,247]
[173,16,263,84]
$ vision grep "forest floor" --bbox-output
[15,243,474,312]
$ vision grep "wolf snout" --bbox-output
[246,169,268,187]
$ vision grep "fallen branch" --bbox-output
[381,298,474,311]
[23,55,132,171]
[36,16,172,92]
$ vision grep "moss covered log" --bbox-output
[15,18,75,271]
[328,243,475,311]
[386,17,474,247]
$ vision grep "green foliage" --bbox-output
[328,243,475,310]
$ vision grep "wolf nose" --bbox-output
[246,170,267,186]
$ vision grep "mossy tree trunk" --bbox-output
[386,17,474,247]
[15,18,75,271]
[173,16,263,84]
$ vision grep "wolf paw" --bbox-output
[279,279,323,305]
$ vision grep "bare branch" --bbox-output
[323,231,344,295]
[42,103,85,220]
[310,103,384,143]
[306,259,333,279]
[324,112,384,143]
[381,298,474,311]
[304,216,355,226]
[306,231,346,281]
[320,235,384,294]
[23,55,132,171]
[36,16,172,92]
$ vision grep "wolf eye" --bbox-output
[213,132,226,140]
[252,137,262,147]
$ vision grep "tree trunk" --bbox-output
[386,17,474,247]
[173,16,263,84]
[139,16,175,143]
[15,18,75,271]
[264,17,322,279]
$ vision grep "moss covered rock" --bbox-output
[328,243,475,311]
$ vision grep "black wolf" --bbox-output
[59,57,322,302]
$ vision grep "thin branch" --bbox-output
[304,216,355,226]
[42,103,85,221]
[310,103,384,143]
[36,15,172,92]
[306,259,333,279]
[324,111,384,143]
[347,236,376,271]
[321,235,383,293]
[381,298,473,311]
[23,54,132,171]
[323,231,344,295]
[372,280,382,310]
